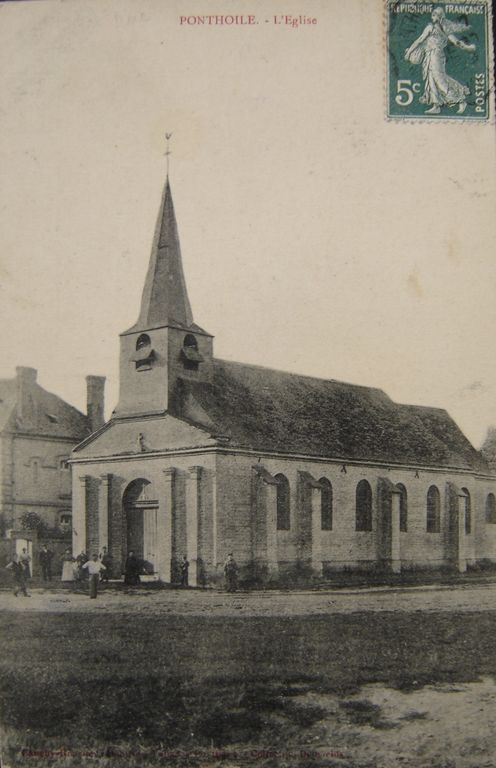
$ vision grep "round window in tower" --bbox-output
[132,334,154,371]
[136,334,151,351]
[181,334,203,371]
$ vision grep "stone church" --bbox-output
[70,173,496,585]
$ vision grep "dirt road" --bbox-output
[1,579,496,615]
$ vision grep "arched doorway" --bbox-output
[123,479,159,573]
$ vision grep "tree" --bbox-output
[20,511,47,535]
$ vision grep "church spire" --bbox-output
[128,170,194,333]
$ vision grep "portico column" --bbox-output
[266,482,279,578]
[98,474,112,553]
[73,475,88,556]
[186,466,202,587]
[391,490,401,574]
[456,492,467,573]
[157,468,175,582]
[310,486,323,576]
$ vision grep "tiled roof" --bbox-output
[170,359,485,470]
[0,379,90,439]
[0,380,18,432]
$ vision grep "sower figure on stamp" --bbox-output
[6,553,30,597]
[224,553,238,593]
[180,555,189,587]
[405,6,475,115]
[39,544,53,581]
[82,554,106,599]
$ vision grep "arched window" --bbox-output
[136,334,151,351]
[426,486,441,533]
[184,334,198,351]
[30,458,40,484]
[486,493,496,524]
[356,480,372,531]
[397,483,408,532]
[461,488,471,534]
[319,478,333,531]
[133,334,154,371]
[275,474,290,531]
[182,334,203,371]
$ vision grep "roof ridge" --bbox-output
[213,357,389,395]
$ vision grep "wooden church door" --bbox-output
[123,479,159,574]
[142,507,158,572]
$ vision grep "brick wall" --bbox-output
[72,444,496,585]
[215,452,496,575]
[10,435,74,529]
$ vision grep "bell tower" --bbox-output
[113,144,213,418]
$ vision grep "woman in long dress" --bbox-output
[405,7,475,114]
[61,548,76,583]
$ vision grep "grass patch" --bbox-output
[1,610,496,765]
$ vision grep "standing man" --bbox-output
[76,551,89,583]
[224,553,239,593]
[82,553,106,599]
[39,544,53,581]
[6,553,30,597]
[124,550,141,587]
[99,546,113,583]
[19,548,32,580]
[180,555,189,587]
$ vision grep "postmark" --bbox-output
[387,1,492,120]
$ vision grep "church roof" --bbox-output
[170,359,485,471]
[124,178,198,334]
[0,377,90,440]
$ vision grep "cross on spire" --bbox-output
[165,132,172,177]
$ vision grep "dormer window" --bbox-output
[131,334,154,371]
[181,334,204,371]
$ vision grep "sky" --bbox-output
[0,0,495,447]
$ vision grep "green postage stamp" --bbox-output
[387,1,492,119]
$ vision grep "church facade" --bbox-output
[70,175,496,585]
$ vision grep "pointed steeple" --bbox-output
[128,177,194,332]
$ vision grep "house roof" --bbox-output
[0,378,90,440]
[0,380,18,432]
[169,359,485,471]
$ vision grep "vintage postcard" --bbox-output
[0,0,496,766]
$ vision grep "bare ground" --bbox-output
[1,583,496,767]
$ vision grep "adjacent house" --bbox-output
[0,367,105,537]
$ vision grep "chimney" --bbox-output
[16,367,37,422]
[86,376,106,433]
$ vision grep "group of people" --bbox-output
[60,547,113,584]
[6,545,240,597]
[176,552,239,591]
[61,547,113,596]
